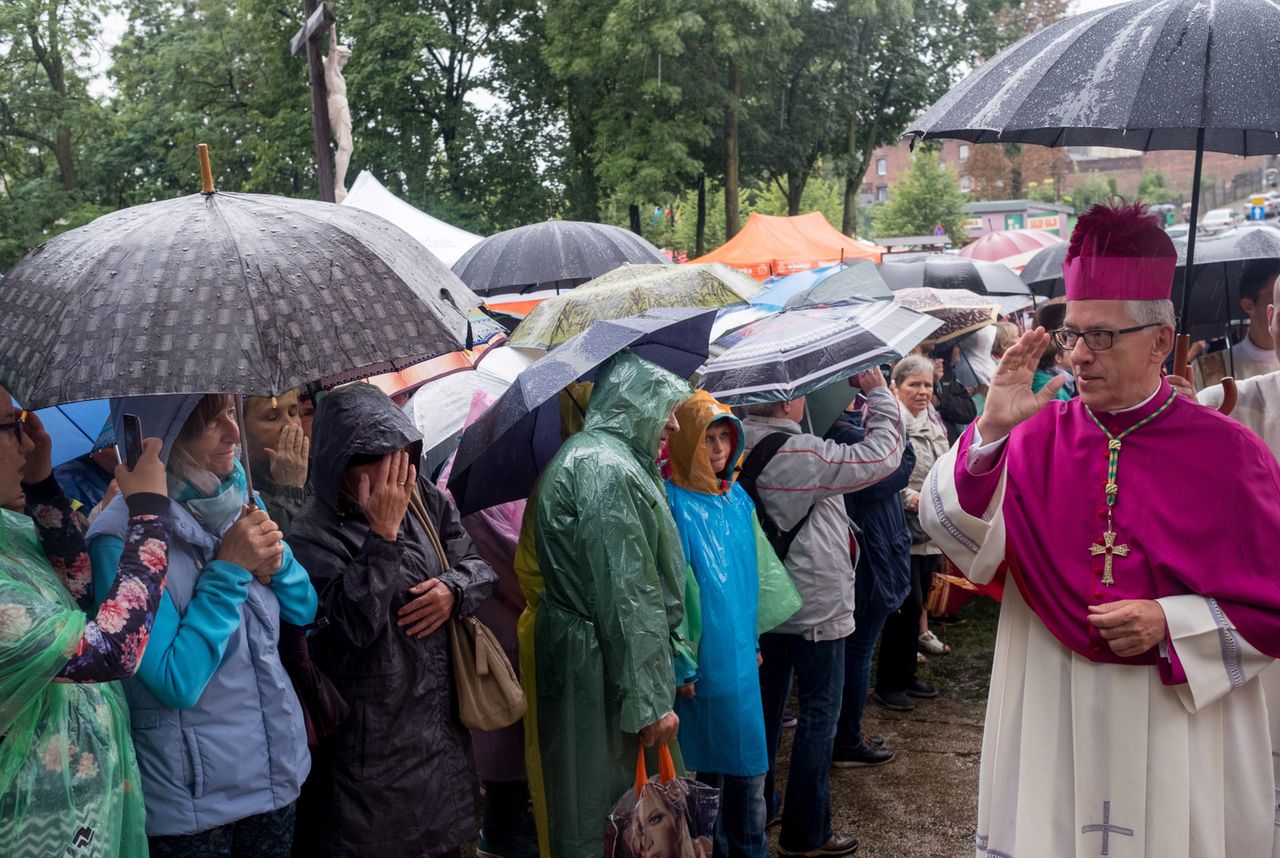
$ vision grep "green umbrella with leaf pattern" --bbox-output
[507,263,763,349]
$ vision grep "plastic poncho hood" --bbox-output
[309,383,424,510]
[667,391,743,496]
[581,351,691,463]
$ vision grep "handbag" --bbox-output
[406,489,527,731]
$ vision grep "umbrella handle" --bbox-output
[198,144,215,195]
[1174,333,1237,415]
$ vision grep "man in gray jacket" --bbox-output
[742,368,904,857]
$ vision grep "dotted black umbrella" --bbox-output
[450,220,669,297]
[0,154,480,411]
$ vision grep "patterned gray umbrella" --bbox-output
[450,220,669,296]
[0,192,481,409]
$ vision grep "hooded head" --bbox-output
[667,391,744,495]
[583,351,692,462]
[110,394,204,467]
[309,383,424,509]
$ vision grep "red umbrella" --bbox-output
[956,228,1063,262]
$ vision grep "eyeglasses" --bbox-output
[1051,324,1162,352]
[0,413,26,444]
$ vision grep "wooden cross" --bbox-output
[290,1,336,202]
[1080,801,1134,855]
[1089,529,1129,586]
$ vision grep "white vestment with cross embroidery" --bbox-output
[921,394,1279,858]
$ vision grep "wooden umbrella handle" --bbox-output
[198,143,215,194]
[1174,332,1236,415]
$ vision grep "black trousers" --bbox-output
[874,554,938,694]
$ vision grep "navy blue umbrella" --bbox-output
[447,307,716,513]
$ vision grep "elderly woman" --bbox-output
[241,390,311,533]
[286,384,497,858]
[874,355,952,712]
[86,394,317,857]
[0,388,170,856]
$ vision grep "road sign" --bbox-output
[1251,205,1267,221]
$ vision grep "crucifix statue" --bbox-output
[324,25,354,202]
[290,1,337,202]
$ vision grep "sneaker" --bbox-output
[873,690,914,711]
[832,741,895,768]
[476,830,539,858]
[916,651,927,664]
[778,834,859,856]
[904,679,939,698]
[782,712,798,729]
[918,630,950,655]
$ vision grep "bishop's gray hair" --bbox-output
[1121,299,1176,329]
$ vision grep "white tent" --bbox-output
[341,170,482,266]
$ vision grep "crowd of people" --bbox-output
[4,200,1280,858]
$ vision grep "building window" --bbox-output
[960,176,972,192]
[959,144,970,161]
[876,158,887,176]
[877,186,889,203]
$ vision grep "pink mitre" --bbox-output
[1062,201,1176,301]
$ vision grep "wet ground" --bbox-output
[769,597,999,858]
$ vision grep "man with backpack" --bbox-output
[739,370,904,858]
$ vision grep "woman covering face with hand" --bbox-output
[285,383,497,858]
[0,386,172,857]
[85,394,318,857]
[242,389,311,534]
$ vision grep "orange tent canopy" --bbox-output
[690,211,883,280]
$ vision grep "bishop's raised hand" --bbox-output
[975,327,1066,444]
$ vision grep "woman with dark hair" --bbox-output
[87,394,317,857]
[0,387,171,857]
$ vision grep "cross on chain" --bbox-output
[1089,529,1130,586]
[1081,800,1134,855]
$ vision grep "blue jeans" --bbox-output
[834,603,891,752]
[759,632,845,852]
[696,772,769,858]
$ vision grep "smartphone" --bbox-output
[122,414,143,469]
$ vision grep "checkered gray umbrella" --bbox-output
[0,191,482,409]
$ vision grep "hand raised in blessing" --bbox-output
[974,327,1065,444]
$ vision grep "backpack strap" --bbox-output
[738,432,814,562]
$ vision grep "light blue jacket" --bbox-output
[87,394,316,836]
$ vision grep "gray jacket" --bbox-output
[742,387,904,640]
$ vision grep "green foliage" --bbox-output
[1136,170,1180,206]
[872,150,966,243]
[1066,173,1111,213]
[1025,180,1056,204]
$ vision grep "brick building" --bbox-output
[864,140,1280,216]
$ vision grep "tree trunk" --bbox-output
[786,171,805,216]
[629,203,642,235]
[695,174,707,257]
[842,118,862,235]
[724,61,741,239]
[53,125,76,191]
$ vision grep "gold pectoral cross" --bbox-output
[1089,530,1129,586]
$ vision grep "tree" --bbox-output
[1137,170,1179,206]
[1065,172,1111,212]
[873,148,966,242]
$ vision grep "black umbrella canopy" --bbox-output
[447,307,715,513]
[0,192,481,410]
[905,0,1280,156]
[450,220,669,296]
[880,256,1033,297]
[786,260,894,306]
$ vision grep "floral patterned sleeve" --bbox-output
[23,476,172,684]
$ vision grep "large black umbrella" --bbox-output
[450,220,669,297]
[0,191,479,410]
[905,0,1280,373]
[447,307,716,513]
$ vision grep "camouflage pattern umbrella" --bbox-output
[0,190,481,409]
[507,263,763,349]
[892,287,1001,344]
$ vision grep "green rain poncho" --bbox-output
[533,351,692,857]
[0,509,145,857]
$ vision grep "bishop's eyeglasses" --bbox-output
[1051,324,1162,351]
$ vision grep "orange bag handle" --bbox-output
[634,744,678,796]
